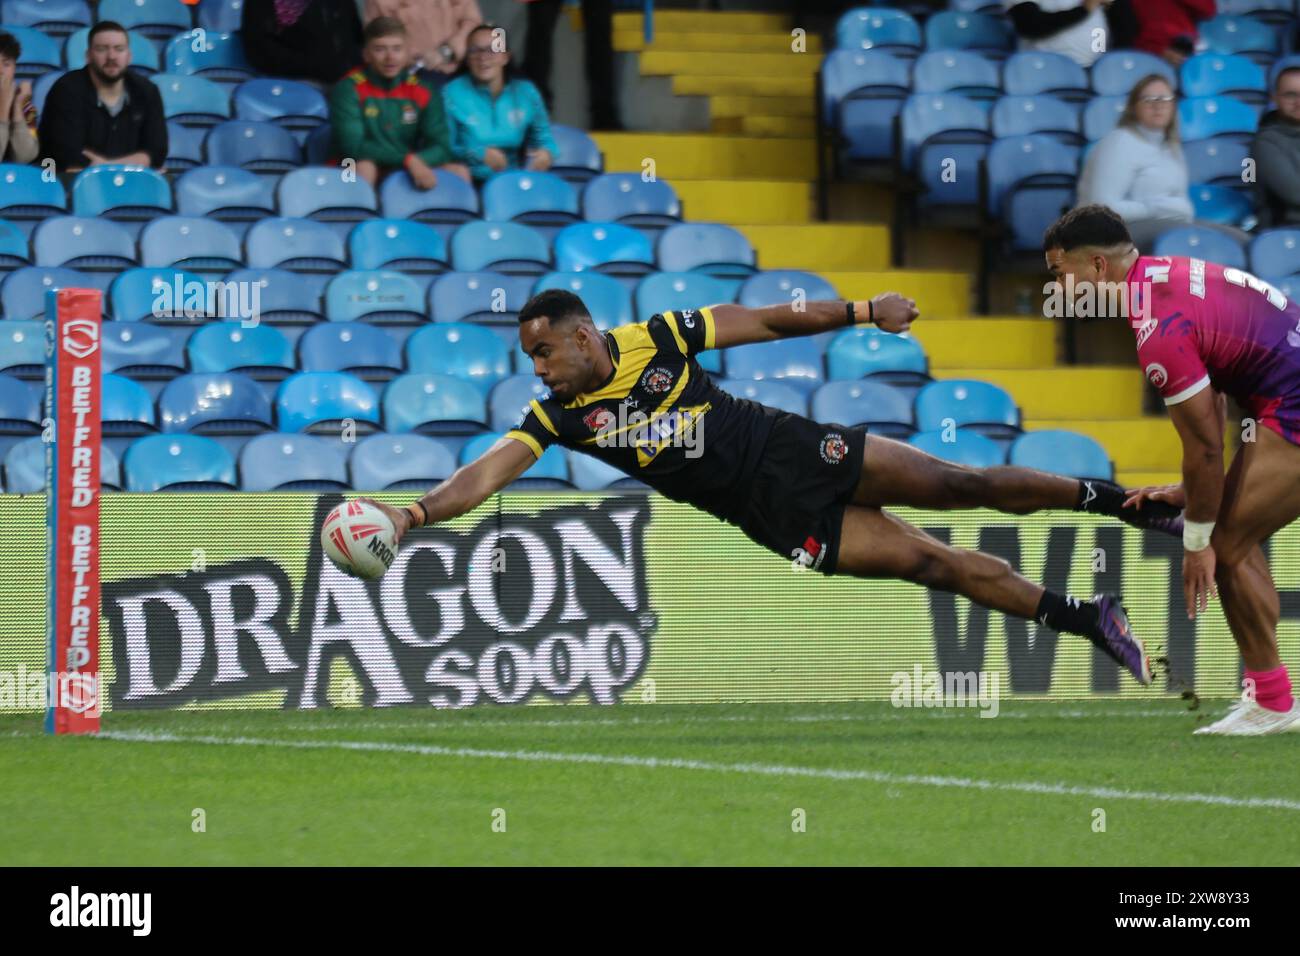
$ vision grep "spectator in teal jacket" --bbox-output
[441,24,558,182]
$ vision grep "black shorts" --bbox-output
[734,413,866,575]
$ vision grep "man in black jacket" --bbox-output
[241,0,363,86]
[1254,67,1300,228]
[38,21,167,173]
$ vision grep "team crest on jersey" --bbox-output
[641,367,674,395]
[583,407,615,432]
[1145,363,1168,388]
[819,432,848,464]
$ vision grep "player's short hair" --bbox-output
[1043,205,1133,253]
[518,289,593,331]
[88,20,129,44]
[0,31,20,62]
[1277,66,1300,90]
[363,16,407,44]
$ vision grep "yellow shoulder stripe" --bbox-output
[530,399,559,436]
[504,429,544,460]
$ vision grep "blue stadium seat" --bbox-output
[162,30,253,82]
[1190,183,1254,226]
[298,322,403,381]
[914,379,1020,437]
[348,219,448,273]
[158,372,274,434]
[909,428,1005,467]
[553,222,655,279]
[1,266,84,320]
[1266,274,1300,302]
[812,380,914,437]
[1179,95,1260,142]
[820,49,912,163]
[0,163,68,230]
[550,124,604,184]
[567,450,636,491]
[102,372,157,435]
[0,219,29,268]
[826,327,930,387]
[187,321,294,379]
[98,0,193,42]
[301,123,330,165]
[204,119,302,171]
[450,220,551,275]
[3,0,91,37]
[580,173,682,232]
[634,271,733,325]
[0,372,40,432]
[461,431,570,487]
[532,271,632,329]
[656,222,756,277]
[384,373,489,435]
[406,323,511,397]
[714,378,807,417]
[1152,225,1248,269]
[1251,229,1300,278]
[379,169,479,234]
[1180,53,1267,104]
[1215,0,1295,18]
[0,319,44,378]
[1009,429,1113,480]
[834,7,922,56]
[1268,55,1300,90]
[32,68,64,113]
[985,134,1080,250]
[173,166,275,234]
[990,95,1082,144]
[738,270,838,310]
[278,166,378,223]
[139,216,242,272]
[429,271,533,325]
[3,436,120,491]
[70,166,172,228]
[197,0,242,33]
[1200,15,1282,65]
[923,11,1015,56]
[1089,51,1176,96]
[63,26,159,72]
[482,170,580,231]
[124,434,238,491]
[724,338,824,392]
[33,216,136,270]
[151,72,230,126]
[224,268,325,324]
[911,50,1001,102]
[900,92,990,171]
[165,120,206,169]
[325,269,424,324]
[109,266,207,322]
[246,217,346,272]
[1183,138,1251,187]
[101,320,187,378]
[1001,51,1088,101]
[233,77,328,133]
[275,371,380,434]
[1081,95,1127,141]
[489,374,551,432]
[237,433,349,490]
[349,433,457,491]
[7,24,60,78]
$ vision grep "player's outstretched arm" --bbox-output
[709,293,918,348]
[359,437,538,545]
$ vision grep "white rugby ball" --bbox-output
[321,500,398,580]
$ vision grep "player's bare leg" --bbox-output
[1195,426,1300,733]
[850,434,1182,534]
[834,504,1152,684]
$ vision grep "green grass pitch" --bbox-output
[2,699,1299,866]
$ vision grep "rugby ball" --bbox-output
[321,500,398,580]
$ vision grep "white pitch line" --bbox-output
[97,729,1300,813]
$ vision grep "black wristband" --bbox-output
[868,299,874,325]
[408,500,428,528]
[845,300,855,326]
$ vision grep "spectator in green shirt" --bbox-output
[329,16,470,189]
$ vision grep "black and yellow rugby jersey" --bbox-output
[506,307,780,522]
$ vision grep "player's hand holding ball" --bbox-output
[867,293,919,333]
[320,498,416,580]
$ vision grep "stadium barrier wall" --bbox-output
[1,491,1288,712]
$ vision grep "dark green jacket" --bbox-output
[328,66,454,168]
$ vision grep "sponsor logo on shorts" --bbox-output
[583,407,615,432]
[819,432,848,464]
[790,535,826,572]
[680,310,697,329]
[1145,363,1168,388]
[640,367,674,395]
